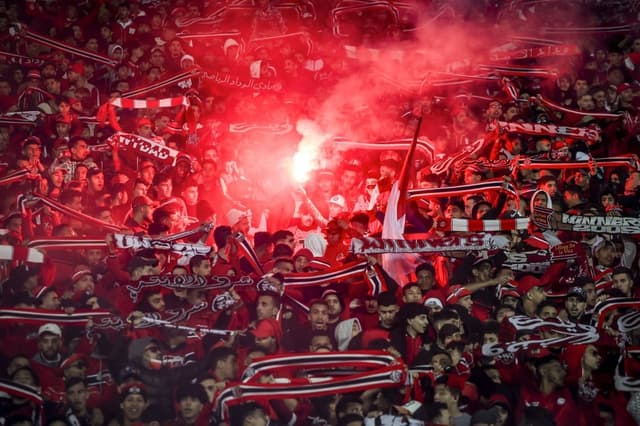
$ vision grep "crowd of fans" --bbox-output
[1,0,640,425]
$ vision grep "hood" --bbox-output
[128,337,159,364]
[334,318,361,351]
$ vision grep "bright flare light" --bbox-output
[291,119,327,184]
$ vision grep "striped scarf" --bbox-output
[228,122,293,134]
[430,137,486,175]
[120,69,200,98]
[478,64,558,78]
[542,24,631,35]
[0,379,43,423]
[109,96,188,109]
[0,308,111,326]
[533,94,622,121]
[0,114,38,127]
[26,238,106,251]
[332,136,436,163]
[482,315,599,357]
[433,217,530,232]
[516,156,638,170]
[19,28,118,66]
[19,194,125,233]
[215,351,405,421]
[591,297,640,329]
[0,245,44,263]
[0,169,31,186]
[283,260,387,296]
[408,180,518,200]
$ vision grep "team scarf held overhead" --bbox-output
[490,120,601,145]
[124,274,255,304]
[0,308,111,326]
[215,351,406,422]
[407,180,519,201]
[350,233,506,255]
[105,132,183,165]
[332,136,436,163]
[18,194,125,233]
[533,206,640,234]
[113,233,212,257]
[482,315,600,357]
[0,245,44,263]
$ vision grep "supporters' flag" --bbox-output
[381,117,422,284]
[0,245,44,263]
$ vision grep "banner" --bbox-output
[351,234,503,255]
[533,206,640,234]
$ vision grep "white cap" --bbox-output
[38,323,62,337]
[424,297,443,309]
[329,194,346,209]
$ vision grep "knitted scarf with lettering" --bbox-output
[492,120,600,145]
[351,234,501,255]
[533,206,640,234]
[113,233,212,257]
[105,133,182,165]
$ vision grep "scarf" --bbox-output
[0,308,111,326]
[0,50,46,67]
[113,233,212,257]
[283,260,387,296]
[18,28,118,66]
[19,194,125,233]
[124,274,254,303]
[332,136,436,162]
[0,169,32,186]
[109,96,188,109]
[488,44,580,62]
[482,315,599,357]
[0,245,44,263]
[407,180,518,200]
[26,238,106,250]
[120,69,200,98]
[351,234,501,255]
[533,206,640,234]
[491,120,600,145]
[433,217,530,232]
[200,71,282,92]
[105,132,182,165]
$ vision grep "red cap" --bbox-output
[517,275,544,295]
[137,117,153,128]
[251,318,282,340]
[61,353,86,370]
[446,285,471,304]
[69,62,85,76]
[293,248,314,261]
[617,83,632,95]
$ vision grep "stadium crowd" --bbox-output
[1,0,640,425]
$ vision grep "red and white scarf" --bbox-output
[120,69,200,98]
[433,217,530,232]
[332,136,436,162]
[109,96,188,109]
[488,44,580,62]
[0,308,111,326]
[492,120,600,145]
[408,180,518,200]
[26,238,106,251]
[113,233,212,257]
[0,169,32,186]
[0,245,44,263]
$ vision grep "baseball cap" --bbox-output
[328,195,346,209]
[424,297,444,309]
[38,323,62,337]
[69,62,85,75]
[27,69,41,80]
[517,275,545,295]
[251,318,281,340]
[446,285,472,304]
[137,117,153,128]
[566,286,587,301]
[617,82,632,95]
